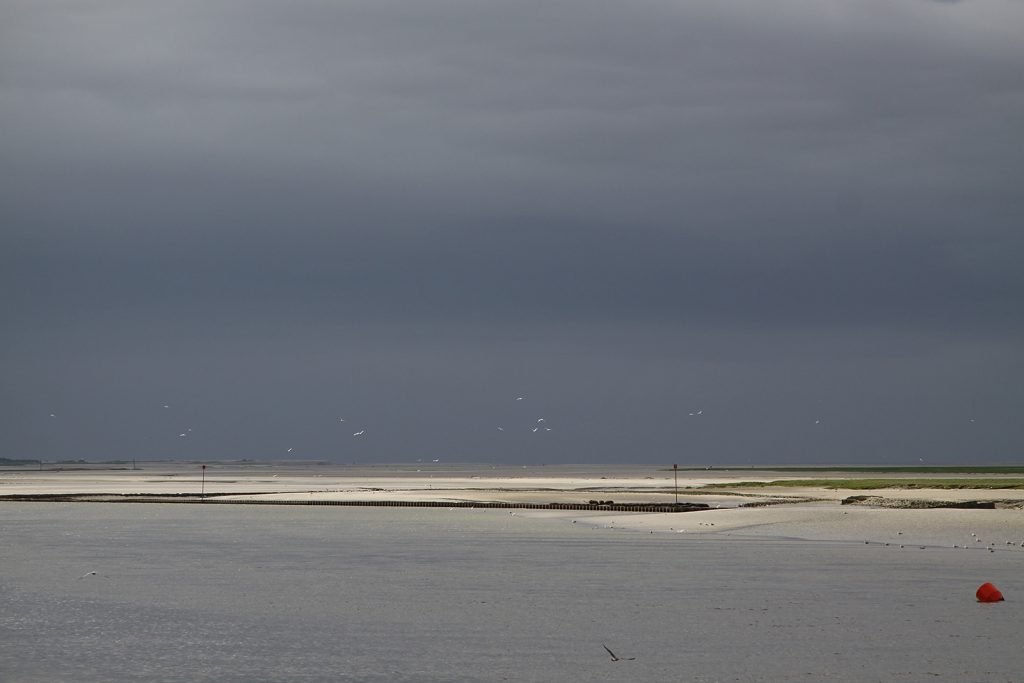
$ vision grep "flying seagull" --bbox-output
[78,571,98,580]
[353,430,365,437]
[602,645,635,662]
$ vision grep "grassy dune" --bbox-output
[701,479,1024,490]
[673,466,1024,474]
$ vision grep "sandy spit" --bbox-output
[3,462,1023,551]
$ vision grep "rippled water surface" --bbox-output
[2,503,1021,682]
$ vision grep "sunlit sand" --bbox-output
[4,461,1023,548]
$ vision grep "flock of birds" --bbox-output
[876,530,1024,553]
[46,394,983,461]
[53,395,581,457]
[44,392,890,464]
[46,397,702,451]
[314,396,557,454]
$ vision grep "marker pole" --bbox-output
[673,463,678,505]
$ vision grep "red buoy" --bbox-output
[976,582,1004,603]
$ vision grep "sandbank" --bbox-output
[3,462,1023,553]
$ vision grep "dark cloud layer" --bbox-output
[3,0,1022,464]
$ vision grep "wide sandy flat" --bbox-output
[4,462,1023,551]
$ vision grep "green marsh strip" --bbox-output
[700,479,1024,490]
[669,466,1024,474]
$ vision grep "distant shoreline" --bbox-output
[3,462,1023,550]
[0,492,714,513]
[4,458,1024,474]
[4,461,1024,509]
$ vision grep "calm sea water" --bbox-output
[2,503,1020,682]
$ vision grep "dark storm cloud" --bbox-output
[2,0,1023,463]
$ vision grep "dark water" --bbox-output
[2,503,1021,682]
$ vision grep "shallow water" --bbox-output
[2,503,1021,682]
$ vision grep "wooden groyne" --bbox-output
[0,493,709,513]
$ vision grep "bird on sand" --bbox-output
[602,644,635,662]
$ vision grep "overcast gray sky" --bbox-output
[3,0,1023,465]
